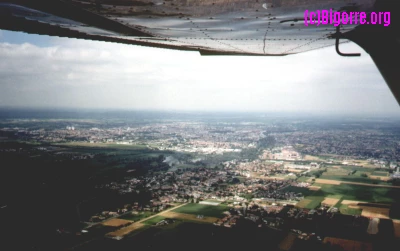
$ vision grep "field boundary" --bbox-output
[106,203,188,238]
[160,211,219,223]
[315,178,400,189]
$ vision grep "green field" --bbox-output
[353,171,370,177]
[297,195,342,209]
[142,216,166,225]
[316,183,400,203]
[283,183,400,208]
[323,164,376,172]
[323,168,350,176]
[371,171,389,177]
[326,194,343,199]
[118,211,155,221]
[316,164,391,185]
[340,166,377,172]
[339,204,362,215]
[303,196,324,209]
[172,203,229,218]
[319,175,388,185]
[296,176,311,182]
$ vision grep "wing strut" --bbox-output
[335,26,361,57]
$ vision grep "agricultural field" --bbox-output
[322,166,353,176]
[118,211,155,222]
[283,183,400,215]
[393,220,400,238]
[314,179,341,185]
[371,171,390,177]
[288,183,400,204]
[172,203,229,218]
[317,156,378,168]
[287,169,304,173]
[321,196,341,206]
[143,212,220,227]
[323,237,373,251]
[360,206,390,219]
[279,233,297,251]
[296,194,342,209]
[102,218,132,227]
[339,204,363,216]
[161,212,219,223]
[302,196,324,209]
[370,171,391,181]
[312,183,400,203]
[269,174,297,180]
[295,199,313,208]
[142,216,166,225]
[308,185,321,191]
[303,155,325,161]
[316,165,392,185]
[319,175,389,185]
[337,200,392,217]
[341,166,379,172]
[296,176,312,182]
[106,222,146,238]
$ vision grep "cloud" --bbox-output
[0,37,398,116]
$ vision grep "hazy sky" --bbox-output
[0,29,399,116]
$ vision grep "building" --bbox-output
[391,167,400,179]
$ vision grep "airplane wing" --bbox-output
[0,0,399,102]
[0,0,376,55]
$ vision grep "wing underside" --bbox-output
[0,0,375,55]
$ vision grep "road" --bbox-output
[132,202,188,225]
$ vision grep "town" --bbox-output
[1,113,400,251]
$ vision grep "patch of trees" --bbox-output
[229,177,240,184]
[257,135,276,149]
[122,155,169,178]
[390,179,400,186]
[313,169,326,178]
